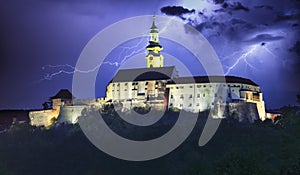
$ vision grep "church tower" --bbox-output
[146,16,164,68]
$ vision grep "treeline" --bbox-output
[0,104,299,175]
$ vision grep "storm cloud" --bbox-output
[0,0,299,110]
[221,2,249,12]
[160,0,300,108]
[161,6,195,16]
[244,34,284,44]
[289,41,300,56]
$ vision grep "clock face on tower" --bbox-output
[149,57,153,60]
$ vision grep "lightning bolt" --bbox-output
[42,17,177,81]
[224,46,258,75]
[262,45,276,58]
[224,44,278,75]
[117,36,147,65]
[157,17,174,34]
[41,36,148,81]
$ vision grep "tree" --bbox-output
[42,101,52,110]
[0,163,8,175]
[297,94,300,105]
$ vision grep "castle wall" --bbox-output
[29,108,60,127]
[106,80,167,110]
[58,106,86,124]
[106,81,266,121]
[167,82,266,120]
[167,83,220,112]
[227,102,259,123]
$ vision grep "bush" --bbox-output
[132,105,151,114]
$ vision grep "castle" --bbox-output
[29,17,267,127]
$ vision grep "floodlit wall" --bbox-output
[29,108,60,127]
[58,106,87,124]
[167,82,266,120]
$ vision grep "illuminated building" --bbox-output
[29,17,268,126]
[29,89,73,127]
[105,16,267,121]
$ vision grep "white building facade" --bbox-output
[104,16,267,121]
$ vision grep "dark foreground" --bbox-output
[0,108,299,175]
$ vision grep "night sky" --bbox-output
[0,0,299,110]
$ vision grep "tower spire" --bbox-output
[151,16,157,30]
[145,16,164,68]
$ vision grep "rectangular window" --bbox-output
[189,86,193,88]
[197,94,200,98]
[171,95,174,99]
[180,104,183,107]
[189,103,192,107]
[180,95,184,99]
[189,94,193,98]
[197,85,201,88]
[203,94,205,97]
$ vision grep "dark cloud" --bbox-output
[34,0,176,17]
[162,0,300,108]
[230,18,248,25]
[0,0,299,109]
[214,8,226,13]
[214,2,250,14]
[254,5,274,10]
[289,41,300,84]
[275,13,300,22]
[213,0,225,4]
[160,6,195,16]
[244,34,284,43]
[196,22,218,32]
[289,41,300,56]
[229,18,256,30]
[222,2,249,12]
[194,17,256,42]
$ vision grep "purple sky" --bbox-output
[0,0,299,109]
